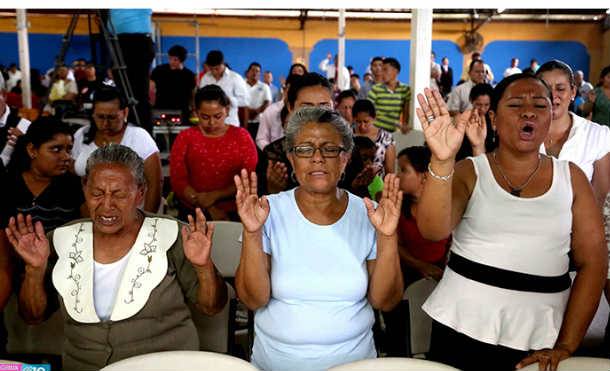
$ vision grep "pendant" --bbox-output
[510,188,521,197]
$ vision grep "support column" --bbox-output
[16,9,32,109]
[408,9,433,132]
[337,9,346,88]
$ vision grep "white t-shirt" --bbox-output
[72,124,159,176]
[94,248,133,321]
[503,67,522,78]
[446,80,474,113]
[247,80,272,123]
[252,189,378,371]
[539,112,610,181]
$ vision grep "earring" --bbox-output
[340,172,346,182]
[290,171,297,183]
[492,130,497,144]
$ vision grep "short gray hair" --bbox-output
[85,144,146,186]
[284,106,354,154]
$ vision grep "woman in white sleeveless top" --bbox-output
[414,74,608,371]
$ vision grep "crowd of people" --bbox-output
[1,41,610,371]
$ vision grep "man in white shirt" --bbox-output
[447,59,486,117]
[460,52,494,84]
[198,50,250,127]
[503,58,522,78]
[319,53,350,91]
[575,70,594,97]
[6,64,22,92]
[0,93,31,168]
[245,62,272,139]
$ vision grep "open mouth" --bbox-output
[520,123,535,140]
[98,216,118,225]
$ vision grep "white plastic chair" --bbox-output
[328,357,460,370]
[403,278,438,357]
[518,356,610,370]
[100,350,259,370]
[189,282,236,353]
[209,221,243,277]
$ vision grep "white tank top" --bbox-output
[423,154,573,351]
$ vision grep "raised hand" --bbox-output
[416,88,470,162]
[182,208,214,268]
[7,127,24,146]
[465,107,487,155]
[234,169,270,233]
[363,174,403,237]
[6,214,50,269]
[266,160,288,194]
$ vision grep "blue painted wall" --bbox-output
[0,32,92,73]
[0,32,593,89]
[309,39,463,87]
[158,36,293,89]
[482,40,591,83]
[0,33,293,90]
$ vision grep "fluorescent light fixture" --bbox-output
[606,9,610,14]
[152,8,301,17]
[594,16,598,20]
[497,8,506,13]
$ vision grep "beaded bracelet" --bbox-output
[428,163,454,181]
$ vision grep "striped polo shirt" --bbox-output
[367,82,411,132]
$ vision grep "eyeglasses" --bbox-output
[291,145,345,158]
[93,113,120,123]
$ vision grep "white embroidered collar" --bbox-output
[52,216,179,323]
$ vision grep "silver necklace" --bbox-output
[492,151,542,197]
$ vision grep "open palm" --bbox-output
[234,169,270,233]
[465,108,487,152]
[416,88,470,162]
[182,208,214,268]
[6,214,50,269]
[363,174,403,237]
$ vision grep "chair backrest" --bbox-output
[3,293,64,356]
[189,282,236,353]
[100,350,259,370]
[403,278,438,356]
[327,357,460,370]
[210,221,243,277]
[518,357,610,370]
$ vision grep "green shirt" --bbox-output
[368,175,384,200]
[586,87,610,126]
[367,82,411,132]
